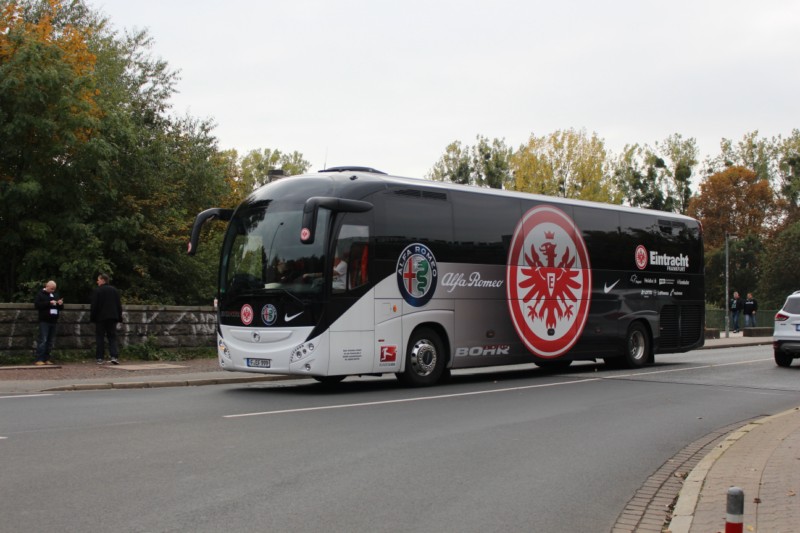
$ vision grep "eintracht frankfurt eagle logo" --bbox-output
[506,205,592,358]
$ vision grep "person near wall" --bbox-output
[729,291,742,333]
[90,273,123,365]
[743,292,758,328]
[33,280,64,365]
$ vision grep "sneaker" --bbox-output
[34,361,46,366]
[110,358,119,365]
[44,361,54,365]
[96,359,104,365]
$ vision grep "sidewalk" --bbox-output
[3,334,795,533]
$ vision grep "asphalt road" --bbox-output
[2,344,798,533]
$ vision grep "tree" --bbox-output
[239,148,310,193]
[703,234,763,308]
[687,166,775,250]
[0,0,103,301]
[758,221,800,308]
[612,134,698,213]
[774,129,800,226]
[428,136,511,189]
[511,129,617,202]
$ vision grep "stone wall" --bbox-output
[0,303,216,354]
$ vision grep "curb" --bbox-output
[666,406,800,533]
[41,374,299,392]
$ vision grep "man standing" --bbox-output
[33,280,64,365]
[729,291,742,333]
[91,273,123,364]
[744,292,758,328]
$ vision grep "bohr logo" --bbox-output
[506,205,591,358]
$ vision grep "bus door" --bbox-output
[327,218,380,376]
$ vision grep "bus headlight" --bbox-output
[290,342,315,363]
[218,340,230,358]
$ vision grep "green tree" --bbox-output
[758,221,800,308]
[239,148,310,193]
[428,140,473,185]
[703,234,763,307]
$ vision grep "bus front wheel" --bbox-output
[397,328,446,387]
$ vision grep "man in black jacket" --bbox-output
[34,280,64,365]
[90,273,123,364]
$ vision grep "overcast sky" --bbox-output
[94,0,800,178]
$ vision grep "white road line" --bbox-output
[224,378,603,418]
[607,358,773,379]
[0,394,55,400]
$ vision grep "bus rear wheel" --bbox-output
[621,322,650,369]
[397,328,446,387]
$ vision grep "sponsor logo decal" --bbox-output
[396,243,438,307]
[635,245,648,270]
[240,304,254,325]
[284,311,303,322]
[635,244,690,272]
[261,304,277,326]
[506,205,591,358]
[441,272,504,293]
[379,345,397,364]
[455,345,511,356]
[603,279,620,293]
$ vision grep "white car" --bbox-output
[774,290,800,367]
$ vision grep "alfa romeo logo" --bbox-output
[396,243,438,307]
[261,304,277,326]
[506,205,591,358]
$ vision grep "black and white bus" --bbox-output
[188,167,704,386]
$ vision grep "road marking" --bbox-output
[0,394,55,400]
[606,358,773,379]
[224,378,602,418]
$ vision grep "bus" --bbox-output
[188,166,704,386]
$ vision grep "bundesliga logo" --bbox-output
[396,243,438,307]
[506,205,591,358]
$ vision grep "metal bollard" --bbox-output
[725,486,744,533]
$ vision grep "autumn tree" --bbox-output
[238,148,311,195]
[0,0,103,300]
[510,128,618,203]
[428,141,472,185]
[688,166,775,250]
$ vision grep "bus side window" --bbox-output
[348,242,369,290]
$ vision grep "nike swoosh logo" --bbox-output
[284,311,303,322]
[604,279,620,294]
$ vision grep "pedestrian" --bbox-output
[90,273,123,364]
[33,280,64,365]
[743,292,758,328]
[729,291,742,333]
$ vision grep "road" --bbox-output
[2,344,798,533]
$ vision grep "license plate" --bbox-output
[246,358,271,368]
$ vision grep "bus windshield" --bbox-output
[220,202,330,299]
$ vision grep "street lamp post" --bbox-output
[724,232,738,338]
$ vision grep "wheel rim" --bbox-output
[628,329,646,361]
[410,338,437,376]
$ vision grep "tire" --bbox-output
[535,359,573,372]
[396,327,446,387]
[621,322,650,369]
[774,349,793,368]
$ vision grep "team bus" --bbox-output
[188,166,704,386]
